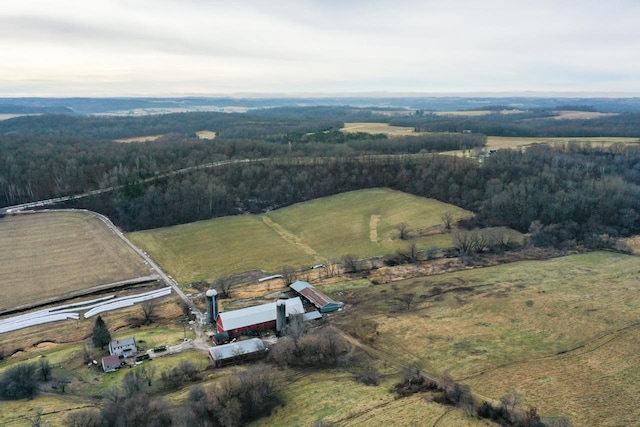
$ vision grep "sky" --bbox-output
[1,0,640,97]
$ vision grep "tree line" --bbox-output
[62,143,639,250]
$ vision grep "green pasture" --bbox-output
[128,189,473,284]
[129,214,315,283]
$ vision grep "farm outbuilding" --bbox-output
[290,281,342,313]
[101,355,122,372]
[216,297,303,337]
[208,338,266,367]
[109,337,137,357]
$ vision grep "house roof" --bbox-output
[218,297,303,332]
[290,281,341,312]
[102,355,121,367]
[208,338,265,361]
[110,337,136,348]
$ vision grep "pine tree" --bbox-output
[92,315,111,350]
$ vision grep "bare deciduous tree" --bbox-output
[38,358,51,382]
[324,259,339,278]
[56,377,70,394]
[453,231,475,256]
[395,293,416,311]
[140,299,158,325]
[441,212,453,232]
[214,278,232,299]
[139,365,156,387]
[342,254,359,273]
[396,222,410,240]
[281,265,298,286]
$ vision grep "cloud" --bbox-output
[1,0,639,95]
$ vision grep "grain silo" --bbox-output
[205,289,219,324]
[275,299,287,336]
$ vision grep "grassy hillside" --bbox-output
[324,251,640,426]
[128,189,473,284]
[0,211,149,312]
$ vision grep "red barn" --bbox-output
[216,297,303,337]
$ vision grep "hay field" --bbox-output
[553,110,618,120]
[485,135,639,151]
[325,251,640,425]
[0,212,150,313]
[195,130,216,139]
[340,122,425,136]
[113,134,164,143]
[433,110,523,117]
[128,189,473,284]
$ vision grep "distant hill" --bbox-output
[2,96,640,115]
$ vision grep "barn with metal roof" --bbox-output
[290,281,342,313]
[208,338,266,367]
[216,297,303,337]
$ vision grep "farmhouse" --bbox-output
[109,337,137,357]
[101,355,122,372]
[216,297,303,337]
[208,338,266,367]
[290,281,342,313]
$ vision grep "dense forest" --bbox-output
[1,108,639,249]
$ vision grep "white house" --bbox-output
[109,337,137,357]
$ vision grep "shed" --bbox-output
[207,338,266,367]
[216,297,303,336]
[109,337,137,357]
[101,355,122,372]
[303,310,323,321]
[290,281,342,313]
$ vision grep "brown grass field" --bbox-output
[323,251,640,426]
[0,211,150,313]
[553,110,618,120]
[340,122,426,136]
[113,134,164,143]
[195,130,216,139]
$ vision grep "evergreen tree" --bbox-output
[92,315,111,350]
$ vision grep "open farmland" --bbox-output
[0,211,150,313]
[128,189,473,284]
[441,135,640,157]
[485,135,640,151]
[113,134,164,143]
[195,130,216,139]
[325,251,640,426]
[340,122,425,136]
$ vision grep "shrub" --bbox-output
[354,368,379,386]
[0,362,38,399]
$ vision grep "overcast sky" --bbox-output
[2,0,639,97]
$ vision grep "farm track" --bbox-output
[261,216,318,257]
[369,215,380,243]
